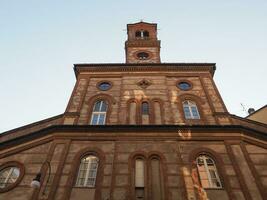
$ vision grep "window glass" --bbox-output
[93,101,102,112]
[183,100,200,119]
[76,155,99,187]
[91,101,108,125]
[142,102,149,115]
[98,114,105,125]
[98,82,111,91]
[196,155,222,188]
[178,82,191,90]
[0,167,20,189]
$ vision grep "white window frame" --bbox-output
[196,155,222,189]
[75,155,99,187]
[90,100,107,125]
[183,100,200,119]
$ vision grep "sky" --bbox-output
[0,1,267,133]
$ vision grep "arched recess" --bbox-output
[177,94,206,123]
[147,153,168,200]
[129,152,148,200]
[84,94,116,125]
[188,148,233,199]
[151,98,165,124]
[63,147,105,200]
[126,98,139,124]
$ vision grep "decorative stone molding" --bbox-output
[137,79,152,89]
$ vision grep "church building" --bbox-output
[0,21,267,200]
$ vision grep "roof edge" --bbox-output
[74,62,216,78]
[246,105,267,118]
[0,114,64,136]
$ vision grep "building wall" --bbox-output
[64,69,230,126]
[247,107,267,124]
[1,132,266,200]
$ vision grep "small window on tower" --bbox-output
[135,31,141,38]
[137,52,149,60]
[135,30,149,39]
[143,31,149,38]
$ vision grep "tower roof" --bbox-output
[126,21,157,32]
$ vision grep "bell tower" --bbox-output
[125,21,161,63]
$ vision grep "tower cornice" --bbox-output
[74,63,216,78]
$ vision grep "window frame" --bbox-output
[141,102,149,115]
[97,81,112,91]
[75,155,99,188]
[90,100,108,125]
[183,100,200,119]
[196,154,222,189]
[0,161,24,193]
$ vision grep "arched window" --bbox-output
[135,30,149,39]
[143,31,149,38]
[183,100,200,119]
[196,155,222,188]
[137,52,149,60]
[90,100,108,125]
[135,31,141,38]
[141,102,149,115]
[135,158,145,199]
[75,155,99,187]
[141,102,149,124]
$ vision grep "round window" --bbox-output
[137,52,149,60]
[0,167,20,189]
[178,82,192,90]
[98,82,111,91]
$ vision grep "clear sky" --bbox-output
[0,1,266,132]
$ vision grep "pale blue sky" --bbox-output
[0,1,267,132]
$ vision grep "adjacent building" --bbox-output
[0,21,267,200]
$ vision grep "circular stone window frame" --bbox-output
[97,81,113,91]
[0,161,25,193]
[135,50,151,60]
[176,80,193,91]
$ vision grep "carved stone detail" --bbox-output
[137,79,152,89]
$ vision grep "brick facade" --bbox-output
[0,22,267,200]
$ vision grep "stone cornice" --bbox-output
[1,124,266,151]
[74,63,216,78]
[125,40,161,47]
